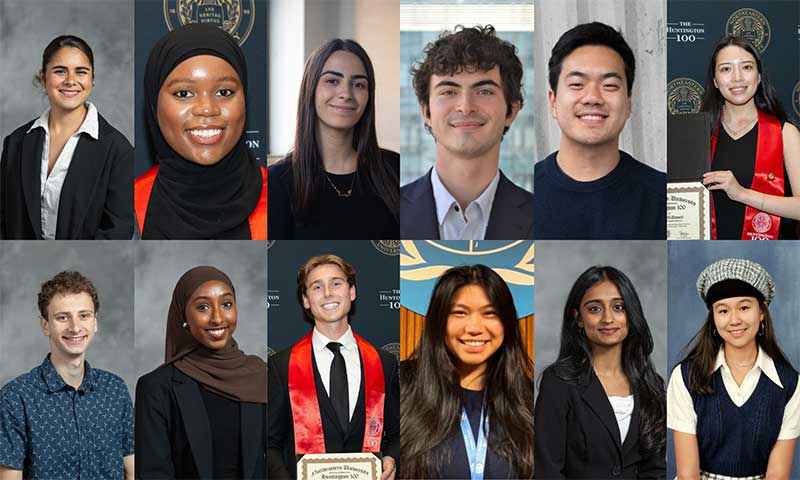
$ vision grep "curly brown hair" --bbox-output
[38,271,100,319]
[410,24,524,134]
[296,254,356,325]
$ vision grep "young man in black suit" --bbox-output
[401,25,534,240]
[267,254,399,479]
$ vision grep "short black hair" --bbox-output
[548,22,635,97]
[40,35,95,76]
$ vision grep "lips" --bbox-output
[577,112,608,124]
[728,86,748,95]
[322,302,340,311]
[186,127,224,145]
[459,339,490,353]
[205,326,229,341]
[598,327,619,335]
[728,327,748,338]
[63,334,88,345]
[59,89,81,98]
[330,105,356,114]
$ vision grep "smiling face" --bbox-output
[714,45,759,107]
[712,296,763,349]
[444,284,505,372]
[40,47,93,114]
[302,263,356,327]
[575,279,629,349]
[314,50,369,133]
[423,65,519,160]
[549,45,631,149]
[185,280,238,350]
[40,292,97,360]
[157,55,245,166]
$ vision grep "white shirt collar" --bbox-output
[27,102,100,140]
[312,325,357,354]
[714,346,783,389]
[430,166,500,226]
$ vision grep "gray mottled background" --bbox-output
[0,0,134,143]
[534,241,668,382]
[0,242,135,395]
[134,242,267,392]
[533,0,666,171]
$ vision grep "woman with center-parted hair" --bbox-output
[268,38,399,240]
[535,266,666,479]
[400,265,534,479]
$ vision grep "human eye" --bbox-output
[477,88,494,95]
[173,89,194,99]
[222,300,234,308]
[312,284,322,291]
[195,303,210,311]
[587,305,602,314]
[483,309,497,317]
[604,83,620,91]
[439,89,455,96]
[217,88,235,97]
[323,77,339,86]
[55,314,68,322]
[450,308,467,316]
[612,303,625,312]
[353,80,368,89]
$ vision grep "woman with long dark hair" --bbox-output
[268,39,399,239]
[668,259,799,479]
[0,35,133,239]
[535,266,666,479]
[700,36,800,239]
[400,265,534,479]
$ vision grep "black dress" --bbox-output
[267,149,399,239]
[712,123,798,239]
[199,386,243,479]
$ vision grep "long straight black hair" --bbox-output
[542,266,666,455]
[400,265,534,479]
[290,39,399,222]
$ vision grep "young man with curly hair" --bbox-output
[0,271,134,480]
[401,25,534,240]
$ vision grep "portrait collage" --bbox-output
[0,0,799,479]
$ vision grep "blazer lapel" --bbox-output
[240,402,264,479]
[401,169,439,239]
[485,171,531,239]
[20,129,43,238]
[56,133,104,238]
[621,392,640,457]
[580,372,623,456]
[171,372,214,480]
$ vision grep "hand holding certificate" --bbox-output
[667,113,712,239]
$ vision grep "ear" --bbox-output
[420,103,432,127]
[349,285,356,302]
[548,88,558,119]
[40,317,50,337]
[37,71,45,88]
[505,101,522,127]
[713,78,718,88]
[302,294,311,310]
[94,321,98,333]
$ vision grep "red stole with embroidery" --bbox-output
[287,332,385,454]
[710,109,784,240]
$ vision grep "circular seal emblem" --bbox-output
[752,212,772,233]
[667,78,704,115]
[793,80,800,119]
[368,416,381,437]
[164,0,255,46]
[371,240,400,256]
[381,342,401,363]
[726,8,771,53]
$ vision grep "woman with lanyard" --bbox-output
[700,36,800,239]
[134,24,266,239]
[400,265,534,479]
[135,266,267,478]
[668,259,800,479]
[535,266,666,479]
[0,35,133,239]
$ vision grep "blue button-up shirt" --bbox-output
[0,354,134,479]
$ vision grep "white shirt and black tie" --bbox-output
[311,326,361,426]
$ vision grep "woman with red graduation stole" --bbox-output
[400,265,534,479]
[700,36,800,240]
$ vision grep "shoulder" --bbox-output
[2,120,38,149]
[619,151,666,187]
[268,155,294,179]
[1,367,42,399]
[538,366,576,393]
[400,171,431,201]
[378,148,400,174]
[91,367,129,391]
[136,363,178,391]
[534,152,558,180]
[268,348,292,371]
[498,170,534,202]
[783,122,800,147]
[96,114,133,150]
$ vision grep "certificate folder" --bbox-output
[668,112,711,182]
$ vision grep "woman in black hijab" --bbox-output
[134,24,266,239]
[135,266,267,479]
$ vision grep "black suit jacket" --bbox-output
[135,364,267,480]
[534,369,666,479]
[0,114,133,239]
[400,168,533,239]
[267,340,400,479]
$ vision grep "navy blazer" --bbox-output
[399,168,533,239]
[0,114,133,239]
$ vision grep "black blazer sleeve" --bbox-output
[135,371,176,479]
[534,370,569,479]
[94,130,134,239]
[0,134,10,239]
[267,352,292,478]
[381,352,401,464]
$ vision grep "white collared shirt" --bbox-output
[609,394,634,443]
[667,347,800,440]
[312,325,361,422]
[430,166,500,240]
[27,102,99,239]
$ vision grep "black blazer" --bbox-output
[400,168,534,239]
[0,114,133,239]
[135,364,266,480]
[267,341,400,479]
[534,369,666,479]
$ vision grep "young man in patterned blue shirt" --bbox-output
[0,271,134,480]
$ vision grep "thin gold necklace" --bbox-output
[722,114,757,139]
[325,172,355,198]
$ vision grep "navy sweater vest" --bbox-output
[681,361,798,476]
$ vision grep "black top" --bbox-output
[199,386,243,480]
[268,149,399,239]
[712,123,798,239]
[435,388,514,479]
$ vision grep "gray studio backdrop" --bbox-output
[0,0,134,144]
[133,241,267,391]
[0,242,135,395]
[666,241,800,479]
[533,0,666,172]
[534,241,668,382]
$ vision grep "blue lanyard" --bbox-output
[460,404,489,480]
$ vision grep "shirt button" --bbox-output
[454,205,460,212]
[612,465,621,476]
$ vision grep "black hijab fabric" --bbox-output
[142,23,262,239]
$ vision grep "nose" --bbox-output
[67,316,80,331]
[208,306,222,325]
[464,313,485,334]
[192,93,221,117]
[64,70,77,85]
[580,82,604,106]
[455,91,477,115]
[337,82,353,100]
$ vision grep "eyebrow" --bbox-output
[53,309,94,315]
[565,71,624,81]
[50,65,90,71]
[164,76,241,88]
[321,70,368,80]
[434,79,501,90]
[716,60,755,66]
[583,297,624,306]
[451,302,494,309]
[191,291,235,301]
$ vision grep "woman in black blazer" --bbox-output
[135,266,267,479]
[0,35,132,239]
[535,266,666,479]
